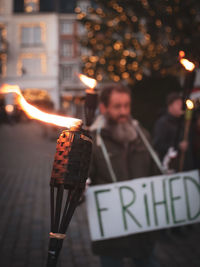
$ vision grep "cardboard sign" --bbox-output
[86,170,200,241]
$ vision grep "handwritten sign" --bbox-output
[86,170,200,241]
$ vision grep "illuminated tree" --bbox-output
[76,0,200,84]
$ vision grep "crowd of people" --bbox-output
[87,83,200,267]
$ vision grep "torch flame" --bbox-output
[186,99,194,110]
[179,50,185,59]
[79,74,97,90]
[180,58,195,72]
[0,84,82,129]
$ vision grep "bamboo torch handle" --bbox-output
[179,119,191,171]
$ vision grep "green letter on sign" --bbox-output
[184,176,200,221]
[119,186,142,230]
[94,189,111,237]
[169,176,186,224]
[151,180,169,226]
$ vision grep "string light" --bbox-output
[132,61,138,71]
[97,74,103,81]
[113,75,120,82]
[136,73,143,80]
[120,59,126,66]
[155,20,162,27]
[113,41,122,50]
[100,58,106,64]
[78,0,197,84]
[108,65,114,71]
[123,50,130,56]
[122,72,130,79]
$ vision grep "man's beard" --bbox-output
[105,115,138,144]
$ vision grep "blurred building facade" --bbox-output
[0,0,90,118]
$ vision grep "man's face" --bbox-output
[168,99,183,117]
[102,91,131,123]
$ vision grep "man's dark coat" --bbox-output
[89,121,160,258]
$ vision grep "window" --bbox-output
[20,25,43,46]
[61,40,73,57]
[18,54,46,76]
[60,21,73,35]
[22,58,41,75]
[24,0,40,13]
[61,65,74,81]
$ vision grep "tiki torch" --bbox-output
[179,51,196,102]
[0,84,93,267]
[179,99,194,171]
[79,74,98,127]
[178,52,196,171]
[47,125,92,266]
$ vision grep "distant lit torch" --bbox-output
[179,99,194,171]
[0,84,93,267]
[79,74,98,127]
[179,51,196,101]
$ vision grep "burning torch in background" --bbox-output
[0,84,93,267]
[178,52,196,171]
[79,74,98,128]
[179,99,194,171]
[179,51,196,102]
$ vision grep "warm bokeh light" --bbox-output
[78,74,97,90]
[179,50,185,58]
[0,84,82,129]
[5,104,14,113]
[186,99,194,110]
[180,58,195,72]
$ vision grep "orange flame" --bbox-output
[79,74,97,92]
[186,99,194,110]
[179,50,185,59]
[179,51,195,71]
[180,58,195,72]
[0,84,82,129]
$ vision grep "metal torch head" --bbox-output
[50,127,93,189]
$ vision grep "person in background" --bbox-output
[89,84,160,267]
[153,92,194,172]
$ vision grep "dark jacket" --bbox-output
[153,112,194,171]
[153,112,182,161]
[89,121,160,258]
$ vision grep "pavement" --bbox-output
[0,121,200,267]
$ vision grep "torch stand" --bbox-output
[46,129,92,267]
[84,90,98,127]
[47,184,84,266]
[182,70,196,102]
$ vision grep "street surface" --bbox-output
[0,121,200,267]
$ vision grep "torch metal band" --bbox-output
[49,232,66,239]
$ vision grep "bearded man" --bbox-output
[89,84,160,267]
